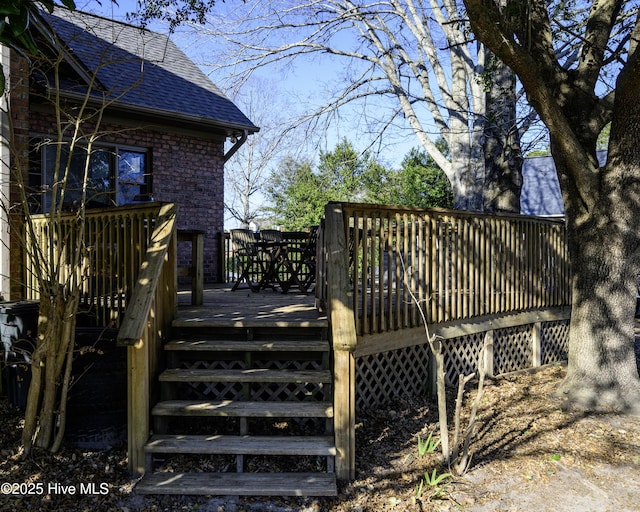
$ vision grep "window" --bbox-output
[117,150,148,205]
[31,140,151,212]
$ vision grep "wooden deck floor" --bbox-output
[175,284,327,327]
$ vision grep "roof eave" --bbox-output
[58,89,260,136]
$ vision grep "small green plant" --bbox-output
[417,431,441,455]
[415,468,453,500]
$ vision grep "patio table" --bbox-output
[257,240,305,293]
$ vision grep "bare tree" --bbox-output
[223,78,299,227]
[464,0,640,412]
[5,48,106,454]
[194,0,516,211]
[2,11,152,454]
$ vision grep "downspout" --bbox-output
[223,129,248,163]
[0,45,11,300]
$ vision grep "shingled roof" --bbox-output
[520,155,565,217]
[520,151,607,217]
[37,8,258,135]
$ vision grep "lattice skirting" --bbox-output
[441,332,485,385]
[355,343,431,411]
[355,320,570,410]
[541,320,570,364]
[174,358,327,402]
[494,325,533,375]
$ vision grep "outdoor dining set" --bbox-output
[229,226,318,294]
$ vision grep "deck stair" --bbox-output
[136,320,337,497]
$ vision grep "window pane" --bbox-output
[40,144,148,211]
[42,145,112,211]
[117,150,147,205]
[88,149,112,205]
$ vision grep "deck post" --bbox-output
[532,321,542,367]
[483,329,495,378]
[325,202,357,481]
[127,333,150,475]
[117,204,178,475]
[177,229,204,305]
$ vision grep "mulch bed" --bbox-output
[2,364,640,511]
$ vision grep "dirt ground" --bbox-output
[2,364,640,511]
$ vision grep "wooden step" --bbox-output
[152,400,334,418]
[172,317,328,329]
[164,339,330,352]
[145,434,336,456]
[135,472,337,496]
[159,368,332,383]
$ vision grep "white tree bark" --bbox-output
[198,0,489,210]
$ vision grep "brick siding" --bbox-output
[10,48,232,298]
[8,53,31,299]
[9,51,227,289]
[29,111,226,283]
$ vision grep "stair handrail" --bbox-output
[117,202,177,345]
[116,202,178,475]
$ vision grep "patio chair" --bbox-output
[301,226,319,290]
[230,229,263,292]
[288,226,319,292]
[257,229,291,291]
[259,229,283,242]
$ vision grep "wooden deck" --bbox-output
[97,202,575,487]
[25,202,576,491]
[175,284,327,327]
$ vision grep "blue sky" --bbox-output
[76,0,136,22]
[74,0,418,169]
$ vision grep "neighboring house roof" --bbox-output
[36,9,258,135]
[520,151,606,217]
[520,155,565,217]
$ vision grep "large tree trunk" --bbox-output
[448,122,485,212]
[558,45,640,412]
[560,191,640,410]
[449,168,483,211]
[483,54,523,213]
[462,0,640,414]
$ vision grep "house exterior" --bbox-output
[3,8,258,299]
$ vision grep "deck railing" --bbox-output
[117,203,177,475]
[222,229,316,287]
[321,202,572,481]
[26,203,170,328]
[319,202,571,337]
[25,202,178,475]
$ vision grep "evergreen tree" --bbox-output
[394,147,453,209]
[266,157,326,230]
